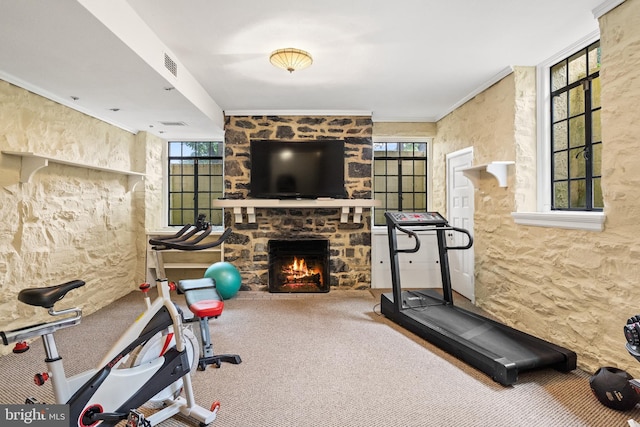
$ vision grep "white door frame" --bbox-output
[446,147,475,301]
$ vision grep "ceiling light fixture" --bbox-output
[270,48,313,73]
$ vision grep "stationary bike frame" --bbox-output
[2,278,215,427]
[1,220,232,426]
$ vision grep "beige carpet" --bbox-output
[1,289,640,426]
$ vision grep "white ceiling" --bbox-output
[0,0,606,140]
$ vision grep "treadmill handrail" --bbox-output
[392,224,472,253]
[446,226,473,250]
[394,225,421,253]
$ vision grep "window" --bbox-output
[167,141,224,226]
[373,140,428,226]
[550,40,602,211]
[512,31,605,231]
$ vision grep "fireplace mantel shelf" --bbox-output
[212,198,380,224]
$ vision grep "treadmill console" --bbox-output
[385,211,448,227]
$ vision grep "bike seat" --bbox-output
[178,278,224,319]
[18,280,86,308]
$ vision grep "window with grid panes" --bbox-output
[373,141,428,226]
[550,40,602,210]
[168,141,224,226]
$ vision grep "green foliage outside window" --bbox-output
[550,40,602,210]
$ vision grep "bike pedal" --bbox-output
[126,410,151,427]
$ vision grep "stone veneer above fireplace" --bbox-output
[221,115,374,291]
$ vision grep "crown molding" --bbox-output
[224,110,372,117]
[371,115,437,123]
[436,66,514,122]
[593,0,626,18]
[372,136,432,142]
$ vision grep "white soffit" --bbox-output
[77,0,225,130]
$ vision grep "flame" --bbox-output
[282,257,321,282]
[293,257,307,274]
[287,257,308,278]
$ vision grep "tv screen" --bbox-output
[249,140,347,199]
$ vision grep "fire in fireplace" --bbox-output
[268,239,330,293]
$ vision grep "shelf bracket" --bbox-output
[20,156,49,183]
[128,175,145,192]
[341,207,350,223]
[233,207,243,224]
[247,207,256,223]
[461,161,515,188]
[353,206,364,223]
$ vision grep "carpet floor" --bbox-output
[1,289,639,426]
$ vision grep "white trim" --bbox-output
[224,110,372,117]
[446,146,474,217]
[512,211,605,232]
[446,147,474,196]
[436,66,514,121]
[593,0,626,19]
[372,136,431,143]
[372,115,438,122]
[535,30,600,212]
[162,141,169,227]
[516,31,607,232]
[445,147,475,302]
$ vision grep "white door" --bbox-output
[446,148,475,302]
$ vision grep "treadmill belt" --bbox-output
[401,291,565,370]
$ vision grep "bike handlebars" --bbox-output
[149,226,233,251]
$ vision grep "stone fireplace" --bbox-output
[221,115,374,291]
[268,239,330,293]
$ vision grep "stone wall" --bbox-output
[223,115,373,290]
[433,0,640,376]
[0,81,163,356]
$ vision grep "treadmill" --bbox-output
[380,211,576,385]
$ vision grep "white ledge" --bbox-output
[461,161,514,187]
[212,198,380,224]
[2,150,145,191]
[511,211,605,232]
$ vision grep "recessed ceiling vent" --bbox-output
[159,121,187,126]
[164,53,178,77]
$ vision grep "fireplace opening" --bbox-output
[268,239,330,293]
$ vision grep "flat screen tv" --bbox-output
[249,139,347,199]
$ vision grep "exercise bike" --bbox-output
[0,219,233,427]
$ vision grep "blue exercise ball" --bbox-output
[204,262,242,300]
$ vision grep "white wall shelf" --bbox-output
[212,198,380,224]
[2,150,145,191]
[461,161,515,188]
